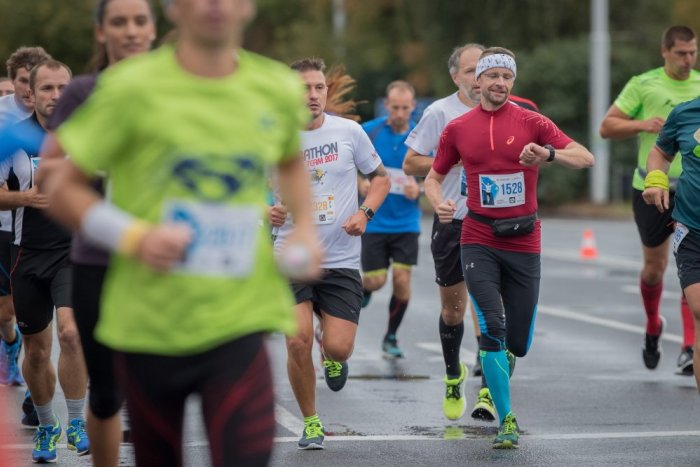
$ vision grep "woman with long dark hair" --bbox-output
[38,1,155,465]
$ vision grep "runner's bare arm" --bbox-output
[424,168,455,224]
[46,159,191,272]
[362,163,391,214]
[403,148,434,176]
[599,105,665,139]
[276,154,322,276]
[342,163,390,236]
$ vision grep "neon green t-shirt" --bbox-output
[57,45,308,355]
[614,67,700,190]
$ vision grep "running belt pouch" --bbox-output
[468,211,537,237]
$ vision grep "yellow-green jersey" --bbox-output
[57,45,308,355]
[614,67,700,191]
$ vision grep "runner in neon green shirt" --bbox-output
[600,25,699,376]
[43,1,321,465]
[57,44,307,356]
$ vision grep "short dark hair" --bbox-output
[479,47,516,61]
[29,60,72,90]
[6,46,52,81]
[662,25,696,50]
[290,57,326,73]
[447,43,485,75]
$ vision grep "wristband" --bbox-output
[643,169,670,190]
[81,201,150,256]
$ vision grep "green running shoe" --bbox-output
[298,416,325,450]
[442,362,467,420]
[493,412,520,449]
[470,387,496,422]
[323,359,348,392]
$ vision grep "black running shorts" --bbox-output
[430,215,464,287]
[0,230,12,296]
[361,232,419,273]
[633,189,675,248]
[291,268,362,324]
[11,246,72,334]
[675,228,700,290]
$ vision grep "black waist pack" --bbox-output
[467,211,537,237]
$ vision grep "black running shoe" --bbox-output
[21,390,38,428]
[676,346,694,376]
[642,316,665,370]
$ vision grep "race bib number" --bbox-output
[479,172,525,208]
[387,167,409,195]
[673,222,689,255]
[312,193,335,225]
[162,200,260,277]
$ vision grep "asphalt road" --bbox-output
[2,215,699,466]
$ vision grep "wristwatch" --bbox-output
[359,205,375,221]
[544,144,556,163]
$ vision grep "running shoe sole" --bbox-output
[471,406,496,422]
[493,440,519,449]
[297,442,325,450]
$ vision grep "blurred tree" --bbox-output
[0,0,692,203]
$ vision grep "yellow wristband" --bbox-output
[118,221,151,256]
[643,169,669,190]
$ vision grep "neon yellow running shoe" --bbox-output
[493,412,520,449]
[298,415,325,450]
[442,362,468,420]
[471,387,496,421]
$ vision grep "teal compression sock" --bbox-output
[480,349,511,423]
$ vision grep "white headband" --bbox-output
[476,54,517,78]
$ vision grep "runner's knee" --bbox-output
[363,273,386,291]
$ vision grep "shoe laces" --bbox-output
[478,391,493,405]
[501,415,518,435]
[445,381,462,400]
[304,421,324,439]
[69,420,87,440]
[33,426,55,451]
[323,360,343,378]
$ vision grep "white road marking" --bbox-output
[274,404,303,434]
[415,342,477,363]
[542,248,643,269]
[5,430,700,450]
[538,305,683,344]
[620,284,682,300]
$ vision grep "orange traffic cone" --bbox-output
[580,229,598,260]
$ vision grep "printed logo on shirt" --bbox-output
[506,136,515,145]
[304,141,339,168]
[171,154,263,201]
[310,168,327,185]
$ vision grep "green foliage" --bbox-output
[0,0,690,204]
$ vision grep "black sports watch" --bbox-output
[359,205,375,221]
[544,144,556,163]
